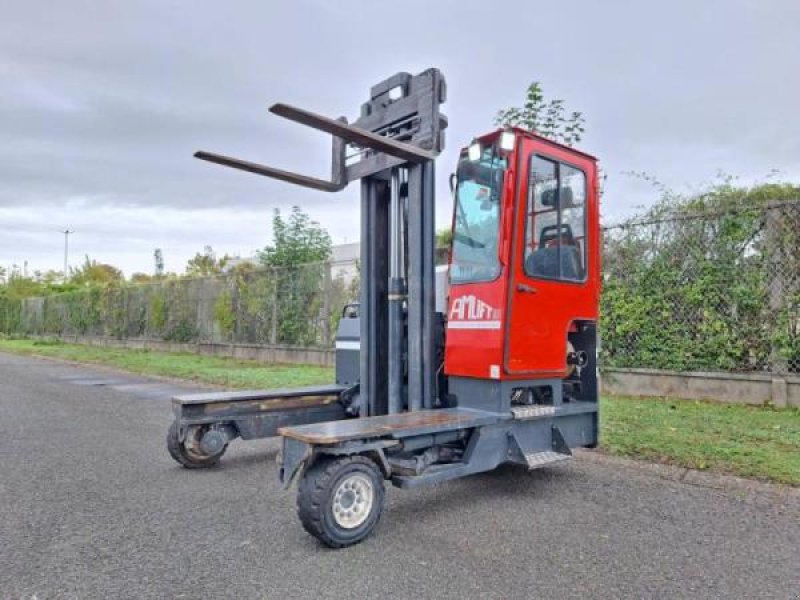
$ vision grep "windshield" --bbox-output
[450,151,507,283]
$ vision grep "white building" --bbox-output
[331,242,359,283]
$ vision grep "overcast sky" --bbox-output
[2,0,799,276]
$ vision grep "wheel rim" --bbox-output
[184,426,212,461]
[332,473,374,529]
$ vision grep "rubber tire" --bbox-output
[166,421,226,469]
[297,455,385,548]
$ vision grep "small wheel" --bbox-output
[297,455,385,548]
[166,421,226,469]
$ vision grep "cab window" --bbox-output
[524,155,586,282]
[450,151,507,283]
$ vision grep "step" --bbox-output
[523,450,572,470]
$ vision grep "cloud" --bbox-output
[2,0,799,273]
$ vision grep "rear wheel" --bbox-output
[297,455,385,548]
[166,421,226,469]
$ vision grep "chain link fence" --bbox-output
[601,201,800,375]
[2,201,798,375]
[5,261,358,348]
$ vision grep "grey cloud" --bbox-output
[2,0,799,274]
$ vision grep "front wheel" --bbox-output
[297,455,385,548]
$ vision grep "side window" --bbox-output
[524,155,587,282]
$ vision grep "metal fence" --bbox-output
[8,260,359,348]
[2,201,798,375]
[601,201,800,375]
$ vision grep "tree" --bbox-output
[258,207,333,345]
[130,272,154,283]
[36,270,64,285]
[185,245,231,277]
[494,82,585,146]
[258,206,332,267]
[3,274,45,298]
[70,256,123,286]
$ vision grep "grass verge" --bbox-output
[600,395,799,486]
[0,338,333,389]
[1,338,797,485]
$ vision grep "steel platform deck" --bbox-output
[278,408,505,445]
[172,384,345,405]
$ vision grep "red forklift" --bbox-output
[169,69,599,547]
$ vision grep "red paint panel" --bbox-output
[444,129,600,381]
[504,136,599,377]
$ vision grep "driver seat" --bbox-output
[526,245,582,280]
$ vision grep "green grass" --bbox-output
[0,338,333,389]
[600,396,800,486]
[1,338,798,485]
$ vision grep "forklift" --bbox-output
[168,69,599,547]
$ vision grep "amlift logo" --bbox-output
[448,294,501,330]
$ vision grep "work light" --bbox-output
[499,130,516,152]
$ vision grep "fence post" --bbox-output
[270,268,278,345]
[322,261,332,346]
[231,274,239,345]
[765,205,788,377]
[124,287,130,339]
[765,205,790,408]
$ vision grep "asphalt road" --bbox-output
[1,352,798,600]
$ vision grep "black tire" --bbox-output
[166,421,226,469]
[297,455,385,548]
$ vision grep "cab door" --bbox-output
[503,138,598,377]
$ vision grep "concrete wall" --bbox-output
[602,367,800,409]
[54,335,335,368]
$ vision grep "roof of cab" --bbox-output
[466,127,598,162]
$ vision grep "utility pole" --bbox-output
[61,229,74,281]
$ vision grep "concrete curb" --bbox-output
[601,367,800,408]
[575,448,800,507]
